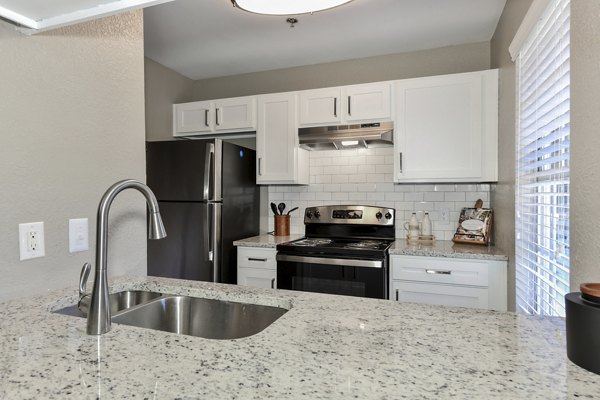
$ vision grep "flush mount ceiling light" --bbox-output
[231,0,353,15]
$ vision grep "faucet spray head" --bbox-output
[148,211,167,240]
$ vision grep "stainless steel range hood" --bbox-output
[298,121,393,151]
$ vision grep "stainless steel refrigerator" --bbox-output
[146,139,259,284]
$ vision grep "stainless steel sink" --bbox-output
[53,290,163,318]
[112,295,288,339]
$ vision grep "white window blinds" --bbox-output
[515,0,570,317]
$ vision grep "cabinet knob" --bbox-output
[376,212,383,220]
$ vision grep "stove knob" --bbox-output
[376,211,383,220]
[385,212,392,220]
[306,210,313,219]
[314,211,321,218]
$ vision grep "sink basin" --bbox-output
[53,290,163,318]
[112,295,288,339]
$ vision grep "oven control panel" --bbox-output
[304,205,394,226]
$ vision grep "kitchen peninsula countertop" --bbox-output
[0,276,598,398]
[235,234,507,261]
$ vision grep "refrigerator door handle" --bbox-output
[203,143,215,201]
[209,202,222,283]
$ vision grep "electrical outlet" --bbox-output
[440,208,450,224]
[19,222,45,260]
[69,218,89,253]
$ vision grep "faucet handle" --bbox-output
[79,262,91,298]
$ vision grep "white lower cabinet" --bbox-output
[390,255,507,311]
[237,247,277,289]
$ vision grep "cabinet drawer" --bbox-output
[238,267,277,289]
[391,256,489,287]
[392,281,488,310]
[237,247,277,270]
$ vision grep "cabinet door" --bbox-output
[394,70,497,182]
[343,83,391,122]
[256,93,299,183]
[392,281,489,310]
[214,96,256,132]
[299,88,341,126]
[173,101,213,135]
[238,267,277,289]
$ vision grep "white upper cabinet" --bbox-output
[299,82,392,127]
[256,93,309,184]
[173,100,213,134]
[213,97,256,132]
[343,82,392,122]
[299,88,341,126]
[393,70,498,183]
[173,96,256,136]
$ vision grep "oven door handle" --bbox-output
[276,254,383,269]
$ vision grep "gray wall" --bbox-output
[0,11,146,301]
[490,0,533,312]
[193,41,491,100]
[570,0,600,291]
[145,57,195,142]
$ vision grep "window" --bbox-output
[515,0,570,316]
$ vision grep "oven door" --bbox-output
[276,254,388,299]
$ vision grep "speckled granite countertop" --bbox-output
[0,276,598,398]
[233,234,303,248]
[389,240,508,261]
[235,234,507,261]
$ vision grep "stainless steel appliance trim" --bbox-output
[277,254,383,269]
[425,269,452,275]
[298,121,394,151]
[203,143,214,201]
[211,203,222,282]
[248,257,268,262]
[213,139,222,201]
[303,205,395,226]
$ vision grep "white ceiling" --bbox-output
[144,0,507,80]
[0,0,172,31]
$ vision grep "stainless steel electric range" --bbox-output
[276,205,395,299]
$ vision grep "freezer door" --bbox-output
[146,140,215,202]
[147,202,214,281]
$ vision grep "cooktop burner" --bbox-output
[278,237,392,258]
[289,238,333,247]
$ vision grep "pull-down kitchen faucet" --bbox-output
[83,179,166,335]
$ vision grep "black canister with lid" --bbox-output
[565,286,600,375]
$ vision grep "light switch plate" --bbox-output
[69,218,89,253]
[19,222,45,260]
[440,208,450,224]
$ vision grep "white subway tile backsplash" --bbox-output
[444,192,466,202]
[267,151,491,239]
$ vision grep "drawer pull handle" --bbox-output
[395,289,399,301]
[271,278,276,289]
[426,269,452,275]
[248,257,268,262]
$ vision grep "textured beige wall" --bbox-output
[570,1,600,291]
[193,41,490,100]
[0,11,146,301]
[145,58,195,142]
[490,0,533,312]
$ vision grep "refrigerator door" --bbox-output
[147,201,214,281]
[146,140,215,202]
[220,142,260,284]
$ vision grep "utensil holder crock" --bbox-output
[274,215,290,236]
